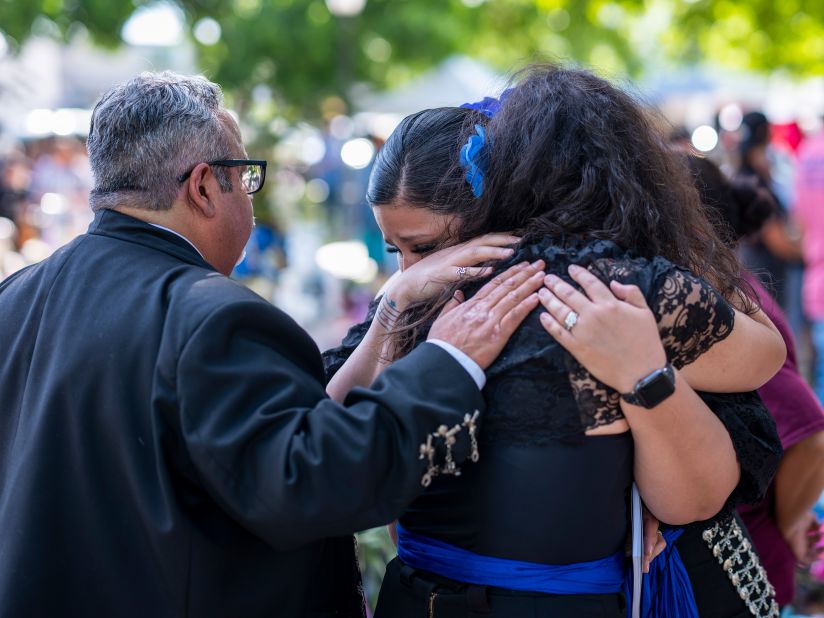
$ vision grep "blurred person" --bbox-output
[690,155,824,610]
[0,72,546,617]
[325,66,784,617]
[794,123,824,403]
[27,136,88,199]
[0,151,31,226]
[736,112,804,317]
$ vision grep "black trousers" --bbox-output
[675,525,752,618]
[374,557,626,618]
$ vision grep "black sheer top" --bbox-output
[324,237,782,564]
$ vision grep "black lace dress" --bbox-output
[324,237,782,618]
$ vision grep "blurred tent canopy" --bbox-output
[0,0,822,117]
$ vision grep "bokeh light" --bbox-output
[340,138,375,169]
[691,125,719,152]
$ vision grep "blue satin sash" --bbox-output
[396,523,625,595]
[638,528,699,618]
[396,524,699,618]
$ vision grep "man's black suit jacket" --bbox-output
[0,209,484,617]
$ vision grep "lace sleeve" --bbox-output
[649,261,735,368]
[694,391,782,521]
[565,257,734,432]
[321,297,380,383]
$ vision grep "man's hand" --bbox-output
[428,260,545,370]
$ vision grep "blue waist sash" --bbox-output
[638,528,699,618]
[396,524,699,618]
[396,523,625,595]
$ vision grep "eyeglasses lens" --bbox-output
[241,165,262,194]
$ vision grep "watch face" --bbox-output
[637,368,676,408]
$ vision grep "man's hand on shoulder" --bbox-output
[428,260,544,370]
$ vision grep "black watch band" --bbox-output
[620,364,676,409]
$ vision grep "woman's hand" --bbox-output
[782,511,823,567]
[385,234,519,309]
[538,264,667,394]
[643,507,667,573]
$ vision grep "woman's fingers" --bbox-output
[609,280,648,309]
[438,289,465,317]
[537,286,577,332]
[469,233,521,247]
[646,531,667,573]
[464,266,494,279]
[460,245,517,264]
[642,507,665,573]
[538,306,574,349]
[567,264,614,303]
[450,234,519,265]
[544,273,590,313]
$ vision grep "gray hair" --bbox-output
[87,71,233,212]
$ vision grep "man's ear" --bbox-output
[185,162,218,218]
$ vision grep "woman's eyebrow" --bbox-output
[396,233,436,242]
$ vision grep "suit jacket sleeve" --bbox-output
[175,299,484,550]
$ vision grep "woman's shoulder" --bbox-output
[516,235,673,270]
[513,235,680,297]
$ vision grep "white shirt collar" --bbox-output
[148,223,205,259]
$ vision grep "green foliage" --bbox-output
[0,0,135,48]
[1,0,820,114]
[356,526,396,612]
[670,0,824,75]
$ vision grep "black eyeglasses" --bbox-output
[178,159,268,194]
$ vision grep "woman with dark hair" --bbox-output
[325,66,784,617]
[689,154,824,610]
[736,111,803,315]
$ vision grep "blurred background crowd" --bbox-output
[1,0,824,614]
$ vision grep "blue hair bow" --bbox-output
[458,89,511,197]
[459,124,488,198]
[459,88,512,118]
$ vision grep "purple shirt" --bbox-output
[737,272,824,605]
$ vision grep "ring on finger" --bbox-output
[563,310,579,332]
[456,266,468,279]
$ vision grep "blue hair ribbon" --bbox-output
[457,89,512,197]
[459,124,488,199]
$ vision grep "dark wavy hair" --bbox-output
[369,65,752,357]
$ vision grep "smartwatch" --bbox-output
[620,364,676,409]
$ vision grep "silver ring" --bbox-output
[563,311,579,332]
[456,266,467,279]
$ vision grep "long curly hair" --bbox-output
[370,64,751,358]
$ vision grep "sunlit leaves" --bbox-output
[1,0,822,115]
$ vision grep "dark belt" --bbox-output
[400,564,491,614]
[391,560,624,618]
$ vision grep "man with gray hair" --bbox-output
[0,72,543,616]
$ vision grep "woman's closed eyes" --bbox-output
[384,243,438,256]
